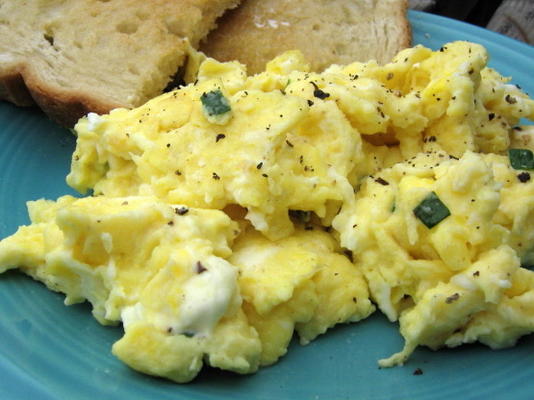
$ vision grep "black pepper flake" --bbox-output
[352,297,357,303]
[216,133,226,142]
[262,173,268,178]
[196,261,207,274]
[488,113,495,121]
[175,170,182,176]
[175,206,189,215]
[286,140,294,147]
[386,72,394,80]
[167,221,174,226]
[377,107,385,118]
[413,368,424,376]
[74,155,80,161]
[468,68,474,74]
[473,271,480,277]
[167,327,173,334]
[375,177,389,186]
[517,172,531,183]
[505,94,517,104]
[257,162,263,169]
[451,96,456,100]
[445,293,460,304]
[166,143,171,148]
[307,99,314,106]
[212,172,220,180]
[304,225,314,231]
[449,155,459,160]
[311,81,330,99]
[323,226,332,233]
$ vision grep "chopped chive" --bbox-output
[508,148,534,170]
[413,191,450,229]
[201,90,231,116]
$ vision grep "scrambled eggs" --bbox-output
[1,41,533,382]
[333,150,534,366]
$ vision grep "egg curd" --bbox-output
[1,41,534,382]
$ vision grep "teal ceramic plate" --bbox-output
[1,11,533,400]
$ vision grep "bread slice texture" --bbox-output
[200,0,411,74]
[0,0,241,126]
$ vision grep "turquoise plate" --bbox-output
[1,11,533,400]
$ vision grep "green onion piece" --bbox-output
[201,90,231,116]
[413,191,450,229]
[508,148,534,170]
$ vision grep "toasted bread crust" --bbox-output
[0,69,35,107]
[397,0,412,50]
[22,68,125,128]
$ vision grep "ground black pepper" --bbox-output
[445,293,460,304]
[505,94,517,104]
[175,206,189,215]
[517,172,531,183]
[375,177,389,186]
[196,261,207,274]
[311,81,330,99]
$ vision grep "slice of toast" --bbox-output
[0,0,241,127]
[201,0,411,74]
